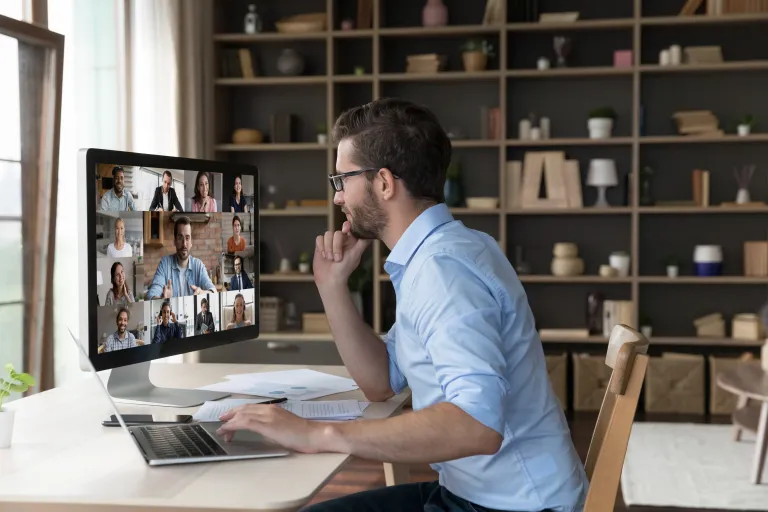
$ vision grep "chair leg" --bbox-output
[751,402,768,485]
[733,395,749,442]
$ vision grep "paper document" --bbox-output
[197,369,359,401]
[193,399,369,422]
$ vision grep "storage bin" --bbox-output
[572,353,612,411]
[545,353,567,410]
[644,353,705,414]
[259,297,284,332]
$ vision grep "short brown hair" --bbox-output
[174,216,192,237]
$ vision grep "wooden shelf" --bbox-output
[640,134,768,144]
[507,18,635,31]
[648,337,765,347]
[641,13,768,26]
[379,71,502,82]
[638,205,768,214]
[257,332,334,342]
[333,75,374,83]
[259,208,328,217]
[213,32,327,42]
[539,334,608,343]
[260,273,315,282]
[215,76,327,86]
[520,275,632,283]
[639,276,768,284]
[215,143,327,152]
[449,207,500,215]
[640,61,768,74]
[450,139,501,148]
[508,67,634,78]
[506,137,634,146]
[379,24,500,37]
[506,207,632,215]
[332,29,374,38]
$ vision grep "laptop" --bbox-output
[69,327,290,466]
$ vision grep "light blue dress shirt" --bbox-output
[383,203,588,512]
[146,255,216,299]
[100,188,136,211]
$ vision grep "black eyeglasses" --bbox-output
[328,168,377,192]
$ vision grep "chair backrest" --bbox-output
[583,324,650,512]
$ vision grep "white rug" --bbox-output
[621,423,768,510]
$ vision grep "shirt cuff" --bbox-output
[445,376,507,436]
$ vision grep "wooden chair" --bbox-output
[583,324,650,512]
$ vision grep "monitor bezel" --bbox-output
[84,148,260,372]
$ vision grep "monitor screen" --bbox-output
[81,151,260,371]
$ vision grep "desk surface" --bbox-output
[0,363,412,512]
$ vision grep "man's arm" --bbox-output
[146,259,167,299]
[195,260,217,292]
[149,188,160,210]
[172,189,184,211]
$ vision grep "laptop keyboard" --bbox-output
[139,424,227,459]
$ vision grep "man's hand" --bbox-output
[170,312,177,323]
[313,221,371,289]
[162,279,173,298]
[190,284,204,295]
[137,340,145,346]
[216,404,326,454]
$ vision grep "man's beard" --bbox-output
[348,184,387,240]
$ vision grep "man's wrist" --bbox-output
[315,280,350,300]
[313,422,350,454]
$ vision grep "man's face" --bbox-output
[113,171,125,195]
[201,301,208,314]
[175,224,192,260]
[117,312,128,333]
[161,306,170,325]
[334,139,387,240]
[234,258,241,274]
[162,174,172,193]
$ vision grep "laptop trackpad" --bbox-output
[200,422,288,455]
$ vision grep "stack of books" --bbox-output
[672,110,722,137]
[405,53,447,74]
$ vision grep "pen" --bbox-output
[259,397,288,405]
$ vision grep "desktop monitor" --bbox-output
[77,148,260,407]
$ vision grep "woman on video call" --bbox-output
[107,217,133,257]
[191,171,218,212]
[229,174,249,213]
[226,293,251,329]
[104,261,135,306]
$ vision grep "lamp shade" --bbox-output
[587,159,618,187]
[96,270,103,286]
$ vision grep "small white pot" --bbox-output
[588,118,613,139]
[666,265,679,278]
[317,133,328,144]
[641,325,653,338]
[0,410,15,448]
[737,124,751,136]
[298,262,310,274]
[609,252,631,277]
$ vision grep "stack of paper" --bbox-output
[193,398,370,422]
[196,369,359,401]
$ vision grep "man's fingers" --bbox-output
[323,231,334,260]
[332,231,346,262]
[341,221,351,234]
[315,235,324,255]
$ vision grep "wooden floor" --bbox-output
[307,410,732,511]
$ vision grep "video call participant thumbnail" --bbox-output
[100,166,136,212]
[146,215,217,299]
[149,170,184,212]
[230,255,253,291]
[191,171,218,212]
[99,306,143,353]
[195,297,215,335]
[153,301,184,343]
[226,293,251,330]
[105,261,135,306]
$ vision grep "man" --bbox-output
[149,170,184,211]
[229,255,253,291]
[99,307,142,353]
[153,301,184,343]
[146,216,217,299]
[195,297,216,335]
[216,99,588,512]
[100,166,136,211]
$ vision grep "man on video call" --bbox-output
[153,301,184,343]
[229,255,253,291]
[99,307,142,353]
[100,166,136,211]
[149,170,184,212]
[215,99,587,512]
[146,216,217,299]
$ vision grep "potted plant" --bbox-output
[316,123,328,145]
[588,106,617,139]
[737,115,755,136]
[640,316,653,338]
[443,158,464,207]
[0,363,36,448]
[348,257,373,316]
[665,255,680,278]
[298,252,311,274]
[460,39,495,72]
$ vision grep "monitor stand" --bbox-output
[107,361,230,407]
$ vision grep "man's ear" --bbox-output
[377,168,397,200]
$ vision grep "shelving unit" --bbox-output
[205,0,768,357]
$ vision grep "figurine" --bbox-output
[244,4,262,34]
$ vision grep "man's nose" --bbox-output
[333,191,343,206]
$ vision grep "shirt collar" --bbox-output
[385,203,453,269]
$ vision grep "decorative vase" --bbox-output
[588,118,613,139]
[666,265,679,278]
[551,257,584,276]
[537,57,550,70]
[317,134,327,144]
[0,410,15,448]
[641,325,653,338]
[737,124,751,136]
[609,251,631,277]
[298,262,310,273]
[341,19,354,30]
[279,257,291,273]
[736,187,751,204]
[422,0,448,27]
[277,49,305,76]
[444,177,463,207]
[462,51,487,71]
[244,4,262,34]
[586,292,604,335]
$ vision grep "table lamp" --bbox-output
[96,270,103,306]
[587,158,618,207]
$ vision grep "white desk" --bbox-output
[0,363,412,511]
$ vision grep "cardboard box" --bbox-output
[644,353,705,414]
[302,313,331,333]
[572,353,612,411]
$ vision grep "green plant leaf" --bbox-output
[5,363,15,375]
[14,373,36,387]
[7,383,27,393]
[0,390,9,398]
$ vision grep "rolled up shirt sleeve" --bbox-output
[383,327,408,395]
[408,253,510,436]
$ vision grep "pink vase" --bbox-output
[422,0,448,27]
